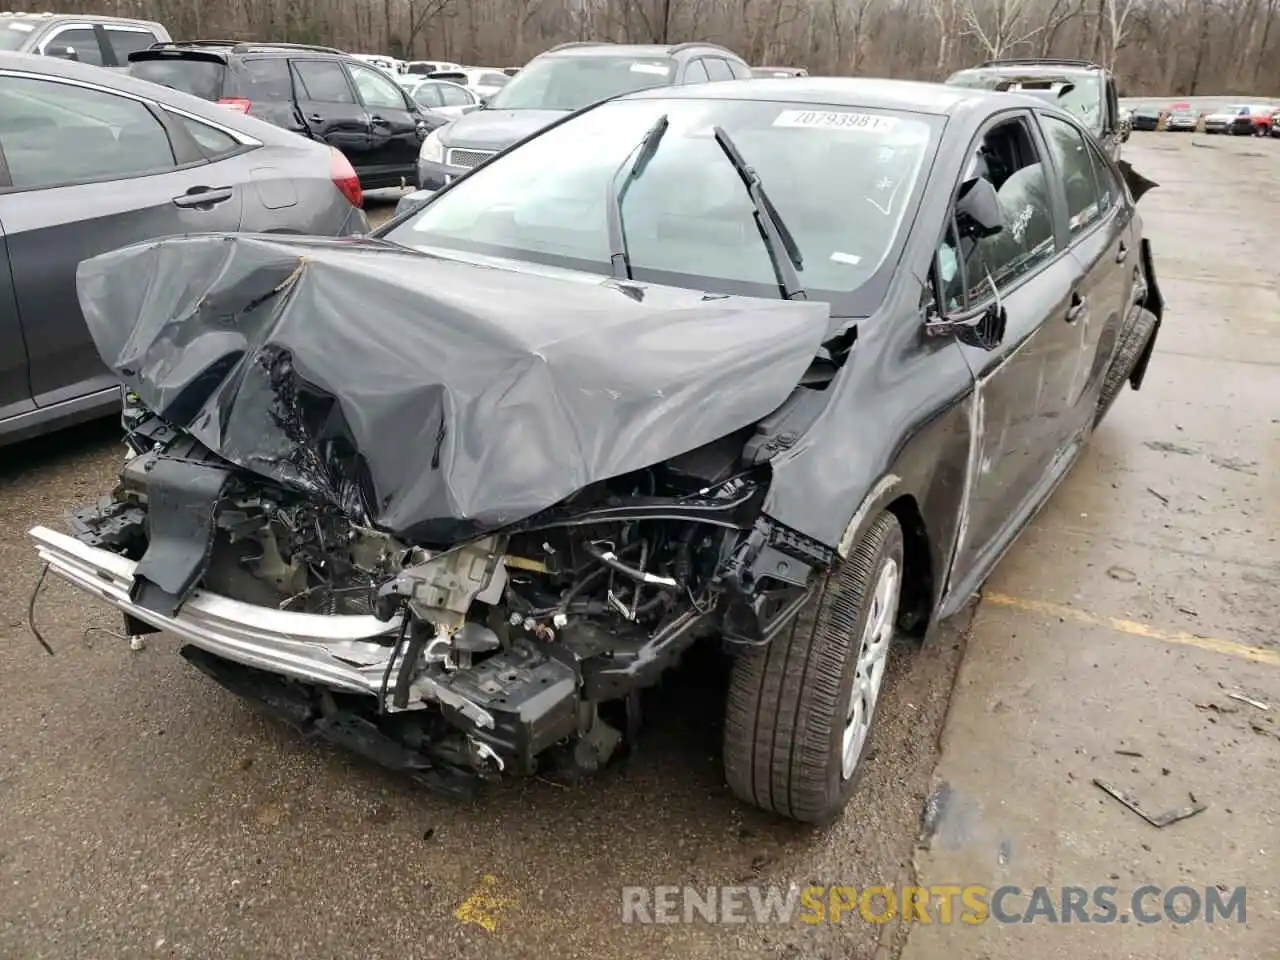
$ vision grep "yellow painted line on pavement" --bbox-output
[454,874,512,933]
[983,591,1280,667]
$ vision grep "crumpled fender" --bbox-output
[1118,160,1158,203]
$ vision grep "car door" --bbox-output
[0,72,244,408]
[0,225,31,426]
[942,111,1084,579]
[1037,111,1132,436]
[347,61,423,182]
[290,58,373,174]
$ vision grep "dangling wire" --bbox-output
[27,564,54,656]
[378,612,410,715]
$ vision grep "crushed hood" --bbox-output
[76,234,831,544]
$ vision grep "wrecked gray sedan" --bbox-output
[30,79,1162,824]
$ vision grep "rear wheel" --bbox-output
[1096,307,1158,426]
[723,512,903,824]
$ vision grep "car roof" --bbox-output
[626,76,1040,116]
[535,41,742,62]
[0,11,165,27]
[956,59,1105,75]
[0,51,309,144]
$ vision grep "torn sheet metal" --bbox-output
[76,234,831,544]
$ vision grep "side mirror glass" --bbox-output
[955,177,1003,239]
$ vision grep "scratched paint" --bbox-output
[983,591,1280,666]
[453,874,512,933]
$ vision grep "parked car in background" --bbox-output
[35,78,1163,825]
[405,76,483,119]
[405,40,750,206]
[427,66,510,99]
[1165,107,1198,131]
[1130,106,1161,131]
[351,53,404,74]
[406,59,462,76]
[750,66,808,77]
[129,41,433,189]
[945,58,1126,160]
[0,10,169,66]
[502,66,520,76]
[1204,104,1272,135]
[0,52,366,445]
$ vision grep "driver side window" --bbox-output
[939,115,1058,310]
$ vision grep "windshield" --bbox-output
[485,55,676,111]
[0,19,36,50]
[385,97,938,302]
[947,69,1103,132]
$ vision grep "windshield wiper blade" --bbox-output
[605,113,669,280]
[710,125,806,300]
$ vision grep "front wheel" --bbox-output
[723,511,904,824]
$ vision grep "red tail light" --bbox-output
[216,97,252,114]
[329,148,363,209]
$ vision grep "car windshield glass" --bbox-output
[485,56,676,111]
[129,58,226,100]
[386,97,938,302]
[0,19,36,49]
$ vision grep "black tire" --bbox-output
[723,511,904,824]
[1095,308,1158,426]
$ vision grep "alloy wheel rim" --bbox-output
[841,557,899,780]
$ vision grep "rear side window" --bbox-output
[411,83,444,108]
[704,58,734,81]
[240,58,293,100]
[170,112,242,159]
[103,27,159,62]
[43,26,103,66]
[292,60,355,104]
[130,57,226,100]
[685,60,710,83]
[438,84,473,107]
[726,59,751,80]
[0,75,175,189]
[1040,115,1103,236]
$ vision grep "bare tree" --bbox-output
[961,0,1043,58]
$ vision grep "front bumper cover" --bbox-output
[30,524,405,697]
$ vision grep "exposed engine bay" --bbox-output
[60,397,833,792]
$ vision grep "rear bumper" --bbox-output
[30,525,403,697]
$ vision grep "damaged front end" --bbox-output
[32,403,829,789]
[32,233,840,791]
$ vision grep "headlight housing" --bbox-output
[419,131,445,164]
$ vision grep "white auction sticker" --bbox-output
[772,109,898,133]
[629,62,669,75]
[6,21,35,32]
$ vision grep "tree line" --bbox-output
[13,0,1279,96]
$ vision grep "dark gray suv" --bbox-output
[405,41,749,207]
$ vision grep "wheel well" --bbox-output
[886,494,932,637]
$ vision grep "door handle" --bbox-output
[1115,241,1129,264]
[370,115,386,124]
[1066,292,1089,323]
[172,186,234,209]
[307,113,324,123]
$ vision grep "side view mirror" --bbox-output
[924,288,1007,351]
[955,177,1003,239]
[46,45,79,61]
